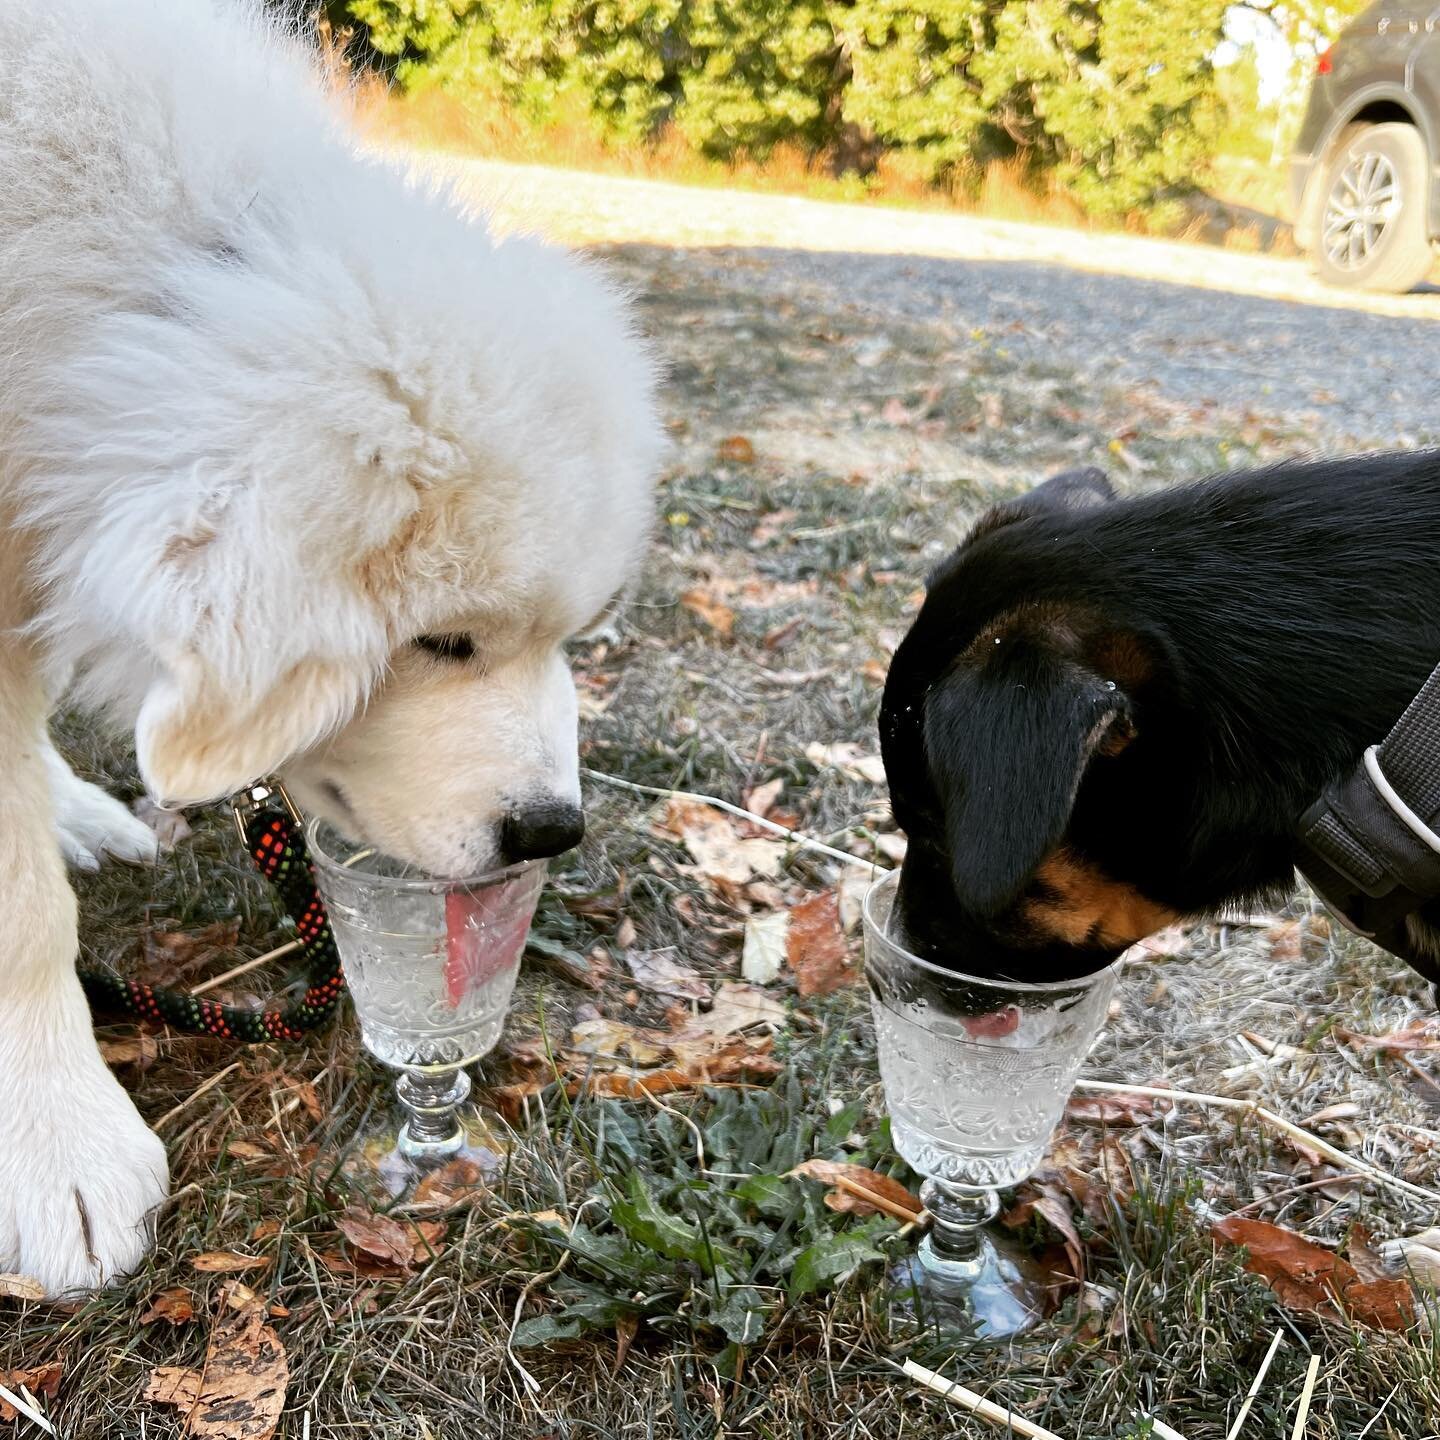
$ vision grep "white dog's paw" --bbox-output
[44,747,160,870]
[0,1063,169,1298]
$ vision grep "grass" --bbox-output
[8,241,1440,1439]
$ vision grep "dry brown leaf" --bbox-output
[740,910,789,985]
[413,1159,486,1211]
[141,1287,197,1326]
[337,1207,417,1270]
[1002,1181,1085,1279]
[662,797,785,885]
[612,1313,639,1374]
[624,949,711,1002]
[786,891,856,998]
[743,777,785,819]
[226,1141,270,1162]
[789,1160,922,1221]
[190,1252,273,1275]
[717,435,756,464]
[669,981,787,1050]
[98,1033,159,1067]
[570,1017,669,1067]
[1065,1093,1170,1126]
[145,1284,288,1440]
[804,742,886,786]
[572,1039,781,1098]
[143,919,242,984]
[0,1363,62,1421]
[0,1274,45,1302]
[1212,1216,1415,1330]
[1300,1101,1363,1127]
[1341,1021,1440,1054]
[1267,919,1305,962]
[680,587,735,638]
[860,659,888,685]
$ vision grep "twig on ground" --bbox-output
[1074,1080,1440,1206]
[0,1382,53,1436]
[1289,1355,1321,1440]
[189,939,302,996]
[153,1062,243,1131]
[582,767,885,873]
[1224,1329,1285,1440]
[1144,1419,1189,1440]
[900,1359,1067,1440]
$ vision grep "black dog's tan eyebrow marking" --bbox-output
[1022,848,1178,949]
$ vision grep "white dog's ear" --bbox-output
[136,652,369,806]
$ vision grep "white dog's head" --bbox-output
[28,169,660,875]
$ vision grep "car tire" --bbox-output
[1312,123,1433,293]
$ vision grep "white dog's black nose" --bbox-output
[500,801,585,862]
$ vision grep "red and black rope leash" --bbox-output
[77,784,345,1042]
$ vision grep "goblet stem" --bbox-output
[395,1066,471,1162]
[920,1180,1001,1263]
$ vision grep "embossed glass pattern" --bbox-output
[864,871,1117,1189]
[307,820,544,1070]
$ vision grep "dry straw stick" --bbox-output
[1073,1080,1440,1207]
[1289,1356,1321,1440]
[0,1381,54,1436]
[1224,1329,1286,1440]
[189,939,302,997]
[901,1359,1067,1440]
[1144,1419,1189,1440]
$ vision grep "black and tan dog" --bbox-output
[880,450,1440,984]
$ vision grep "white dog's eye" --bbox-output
[414,634,476,663]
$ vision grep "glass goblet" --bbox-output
[307,819,545,1192]
[863,868,1118,1339]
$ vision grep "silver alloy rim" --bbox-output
[1322,150,1401,270]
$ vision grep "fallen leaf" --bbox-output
[741,910,789,985]
[789,1160,922,1221]
[144,919,242,983]
[0,1363,62,1422]
[0,1274,46,1302]
[680,587,735,638]
[662,797,785,885]
[1065,1093,1170,1126]
[743,777,784,819]
[249,1221,281,1243]
[570,1017,669,1067]
[624,949,711,1002]
[717,435,756,464]
[872,833,907,863]
[337,1207,419,1270]
[786,891,855,997]
[1382,1229,1440,1288]
[98,1033,159,1067]
[574,1038,781,1098]
[1300,1101,1363,1127]
[141,1287,197,1326]
[804,742,886,786]
[413,1159,486,1211]
[1002,1181,1085,1279]
[145,1283,288,1439]
[1341,1021,1440,1054]
[190,1252,273,1274]
[669,981,787,1050]
[226,1141,271,1163]
[1213,1216,1415,1329]
[837,870,870,935]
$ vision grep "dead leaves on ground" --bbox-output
[146,1283,287,1440]
[659,797,785,886]
[0,1364,61,1422]
[788,1160,922,1222]
[141,1288,198,1327]
[1212,1217,1416,1331]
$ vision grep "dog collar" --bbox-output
[1296,661,1440,991]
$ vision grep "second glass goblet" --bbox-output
[307,819,545,1191]
[864,869,1118,1339]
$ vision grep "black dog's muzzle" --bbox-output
[1296,661,1440,996]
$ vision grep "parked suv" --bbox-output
[1290,0,1440,292]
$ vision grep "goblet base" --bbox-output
[888,1230,1044,1340]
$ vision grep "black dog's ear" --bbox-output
[969,466,1115,543]
[923,643,1129,915]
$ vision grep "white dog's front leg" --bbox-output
[43,736,160,870]
[0,669,168,1296]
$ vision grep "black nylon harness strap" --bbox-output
[1296,660,1440,986]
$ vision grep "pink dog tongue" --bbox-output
[443,886,531,1007]
[961,1005,1021,1040]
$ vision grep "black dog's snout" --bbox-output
[500,801,585,862]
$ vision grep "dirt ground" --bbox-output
[6,164,1440,1439]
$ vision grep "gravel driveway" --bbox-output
[437,157,1440,451]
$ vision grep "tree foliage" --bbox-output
[338,0,1251,215]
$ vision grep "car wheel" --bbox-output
[1313,123,1433,293]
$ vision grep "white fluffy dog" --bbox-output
[0,0,659,1295]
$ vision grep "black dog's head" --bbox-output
[880,467,1181,983]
